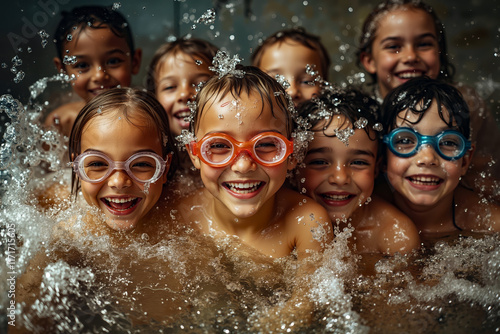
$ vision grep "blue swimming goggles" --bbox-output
[383,127,472,161]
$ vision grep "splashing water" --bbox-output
[209,50,244,79]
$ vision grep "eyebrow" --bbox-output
[73,48,128,59]
[380,33,437,44]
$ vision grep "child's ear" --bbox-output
[131,48,142,75]
[186,144,202,170]
[53,57,65,73]
[460,144,476,175]
[360,51,377,74]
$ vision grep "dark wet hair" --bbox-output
[381,76,470,139]
[146,36,220,93]
[54,5,135,63]
[298,86,380,142]
[69,88,178,197]
[192,65,293,137]
[251,27,331,81]
[356,0,455,84]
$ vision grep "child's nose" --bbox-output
[230,151,257,173]
[415,145,439,166]
[178,83,195,102]
[92,66,109,82]
[107,170,133,189]
[327,164,350,185]
[402,46,419,63]
[287,81,302,102]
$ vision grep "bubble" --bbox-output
[112,2,121,10]
[13,71,25,83]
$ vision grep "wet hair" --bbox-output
[54,5,135,63]
[381,76,470,139]
[192,65,293,137]
[299,86,380,142]
[146,36,220,93]
[69,88,178,197]
[251,27,331,81]
[356,0,455,83]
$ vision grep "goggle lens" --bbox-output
[194,132,293,167]
[384,128,470,160]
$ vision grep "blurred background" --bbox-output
[0,0,498,131]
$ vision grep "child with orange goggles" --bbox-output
[179,65,333,259]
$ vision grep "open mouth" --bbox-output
[174,110,191,121]
[101,197,141,214]
[321,193,354,201]
[223,181,264,194]
[407,176,443,186]
[396,71,423,79]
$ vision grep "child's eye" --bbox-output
[132,161,155,168]
[395,137,415,145]
[107,57,125,67]
[85,160,108,169]
[161,85,176,91]
[73,62,89,71]
[384,44,401,52]
[351,159,370,167]
[306,159,330,168]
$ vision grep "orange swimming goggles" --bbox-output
[189,132,294,167]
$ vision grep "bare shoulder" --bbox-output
[369,196,420,254]
[44,100,86,137]
[172,188,209,230]
[278,187,330,222]
[45,101,85,122]
[277,188,333,245]
[456,186,500,232]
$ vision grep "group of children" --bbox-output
[37,1,500,261]
[14,0,500,330]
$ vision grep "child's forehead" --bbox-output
[396,101,454,127]
[198,91,288,134]
[84,108,157,132]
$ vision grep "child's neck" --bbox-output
[394,192,457,235]
[209,190,277,239]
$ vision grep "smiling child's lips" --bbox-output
[101,196,142,215]
[406,174,443,190]
[320,191,355,206]
[223,181,265,199]
[396,70,424,79]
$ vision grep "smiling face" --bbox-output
[78,111,168,231]
[54,26,141,102]
[299,116,378,221]
[155,52,213,137]
[189,91,293,219]
[361,8,440,98]
[258,39,323,107]
[386,100,472,210]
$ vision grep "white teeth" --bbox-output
[323,194,350,201]
[398,72,422,79]
[410,176,440,185]
[105,197,136,203]
[225,182,262,193]
[176,111,190,118]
